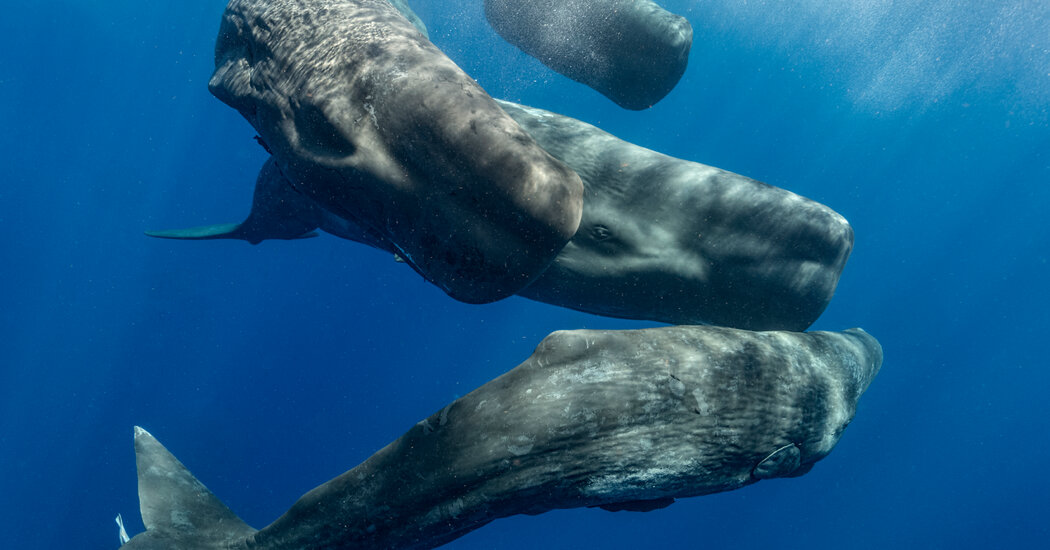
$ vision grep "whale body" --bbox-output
[120,326,882,549]
[484,0,693,109]
[499,101,854,331]
[151,101,851,331]
[206,0,584,304]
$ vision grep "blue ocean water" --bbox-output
[1,0,1047,548]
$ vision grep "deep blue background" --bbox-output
[2,1,1048,548]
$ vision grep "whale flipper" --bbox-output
[596,497,676,512]
[145,223,318,242]
[120,427,256,549]
[147,157,324,245]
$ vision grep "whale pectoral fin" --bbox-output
[146,157,324,245]
[145,223,318,244]
[145,222,247,240]
[594,497,676,512]
[121,427,256,549]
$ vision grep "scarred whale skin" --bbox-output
[208,0,583,304]
[120,326,882,549]
[484,0,693,109]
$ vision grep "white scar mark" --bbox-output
[363,102,378,128]
[439,402,453,426]
[115,514,130,544]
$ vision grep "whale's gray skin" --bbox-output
[499,101,855,331]
[149,100,851,330]
[208,0,584,304]
[121,326,882,549]
[484,0,692,110]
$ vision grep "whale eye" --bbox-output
[591,224,612,242]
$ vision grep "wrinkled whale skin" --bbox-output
[121,326,881,549]
[484,0,693,109]
[498,101,854,331]
[208,0,583,304]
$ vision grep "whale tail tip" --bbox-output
[118,427,256,548]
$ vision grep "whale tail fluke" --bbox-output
[119,427,256,549]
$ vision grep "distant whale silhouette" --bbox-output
[150,100,852,331]
[484,0,693,109]
[205,0,584,304]
[119,326,882,549]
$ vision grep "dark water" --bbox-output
[1,1,1047,548]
